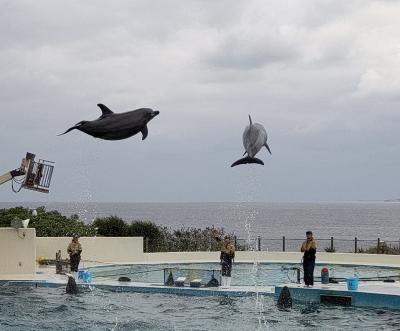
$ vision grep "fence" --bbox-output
[235,236,400,254]
[144,236,400,254]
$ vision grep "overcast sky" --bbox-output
[1,0,400,203]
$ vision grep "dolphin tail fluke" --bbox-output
[265,143,272,155]
[231,156,264,167]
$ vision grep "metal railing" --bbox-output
[144,236,400,254]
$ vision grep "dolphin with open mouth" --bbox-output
[231,115,271,167]
[59,104,160,141]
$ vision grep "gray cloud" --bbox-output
[1,0,400,203]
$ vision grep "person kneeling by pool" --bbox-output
[220,236,235,288]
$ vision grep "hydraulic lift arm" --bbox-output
[0,169,25,186]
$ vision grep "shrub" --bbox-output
[128,220,162,240]
[0,206,96,237]
[92,216,129,236]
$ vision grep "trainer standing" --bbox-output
[67,235,82,280]
[301,231,317,287]
[220,236,235,288]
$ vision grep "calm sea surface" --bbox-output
[1,202,400,240]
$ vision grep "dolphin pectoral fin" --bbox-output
[265,143,272,155]
[242,150,247,156]
[231,156,264,167]
[141,125,148,140]
[97,104,114,118]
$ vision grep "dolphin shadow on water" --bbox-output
[231,115,271,167]
[59,104,160,141]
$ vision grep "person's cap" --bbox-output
[306,231,313,235]
[73,235,79,239]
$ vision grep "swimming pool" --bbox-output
[89,262,400,286]
[1,284,400,330]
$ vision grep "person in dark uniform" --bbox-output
[301,231,317,287]
[67,236,82,280]
[220,236,235,288]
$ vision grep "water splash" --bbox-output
[233,169,268,328]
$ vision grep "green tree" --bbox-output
[92,216,129,236]
[0,206,96,237]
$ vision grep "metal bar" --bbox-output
[257,236,261,251]
[330,237,334,251]
[377,238,380,254]
[282,236,286,252]
[355,237,358,253]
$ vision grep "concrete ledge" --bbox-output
[4,279,274,298]
[275,282,400,310]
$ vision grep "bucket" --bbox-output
[79,270,92,283]
[84,271,92,283]
[346,277,359,291]
[321,267,329,284]
[78,270,85,280]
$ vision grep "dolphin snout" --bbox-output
[152,110,160,118]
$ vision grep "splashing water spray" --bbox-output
[234,170,268,329]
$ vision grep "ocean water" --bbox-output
[1,201,399,241]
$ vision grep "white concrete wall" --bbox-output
[0,228,36,277]
[33,236,400,268]
[36,237,144,263]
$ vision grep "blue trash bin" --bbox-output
[346,277,359,291]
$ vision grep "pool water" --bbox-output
[90,263,400,286]
[1,285,400,330]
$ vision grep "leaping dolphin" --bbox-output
[59,104,160,141]
[231,115,271,167]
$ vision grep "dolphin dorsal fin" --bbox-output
[248,115,252,125]
[97,104,114,118]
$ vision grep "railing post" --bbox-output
[377,238,380,254]
[145,237,149,253]
[355,237,358,253]
[282,236,286,252]
[257,236,261,251]
[234,236,237,249]
[330,237,334,252]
